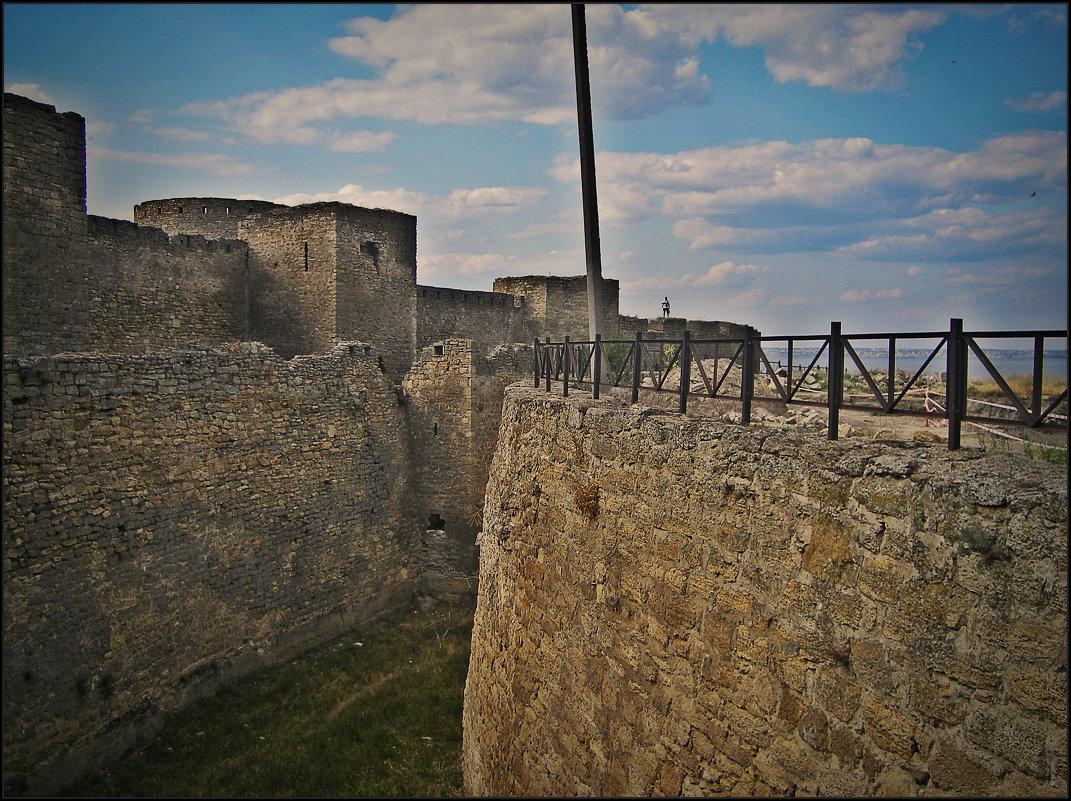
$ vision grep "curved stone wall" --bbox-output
[463,386,1068,797]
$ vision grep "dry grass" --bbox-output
[58,608,471,798]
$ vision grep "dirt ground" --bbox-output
[615,386,1067,457]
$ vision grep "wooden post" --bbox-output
[827,322,843,440]
[631,331,642,404]
[741,327,755,425]
[563,336,570,397]
[593,334,601,400]
[946,318,964,450]
[679,331,691,414]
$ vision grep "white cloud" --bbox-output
[87,146,258,177]
[329,130,397,153]
[724,287,767,308]
[839,288,904,302]
[694,260,769,287]
[270,182,549,230]
[181,3,953,145]
[5,83,54,104]
[147,126,215,143]
[272,183,428,216]
[85,120,115,138]
[548,131,1067,263]
[1003,91,1067,114]
[635,4,946,93]
[440,186,549,220]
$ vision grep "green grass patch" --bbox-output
[59,609,471,798]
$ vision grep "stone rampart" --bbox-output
[402,341,533,605]
[2,343,420,796]
[463,386,1068,797]
[494,275,621,341]
[133,197,286,239]
[416,285,531,357]
[3,96,254,358]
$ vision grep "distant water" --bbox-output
[762,350,1068,381]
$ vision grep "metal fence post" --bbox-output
[1031,334,1044,424]
[631,331,642,404]
[563,336,570,397]
[593,334,601,400]
[545,337,552,393]
[741,327,755,425]
[947,318,964,450]
[679,331,691,414]
[827,322,843,440]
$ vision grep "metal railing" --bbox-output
[534,319,1068,450]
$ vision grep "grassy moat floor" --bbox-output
[58,607,472,798]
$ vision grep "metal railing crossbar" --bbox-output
[532,320,1067,450]
[965,336,1031,422]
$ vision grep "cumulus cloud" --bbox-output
[839,288,904,302]
[634,4,946,92]
[270,182,549,229]
[835,206,1068,262]
[694,260,769,287]
[87,146,259,177]
[1004,90,1067,114]
[272,183,428,216]
[548,130,1067,263]
[441,186,549,220]
[5,82,54,104]
[179,3,955,144]
[329,130,398,153]
[146,126,215,143]
[85,120,115,138]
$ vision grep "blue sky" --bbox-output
[4,3,1067,337]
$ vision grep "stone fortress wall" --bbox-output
[2,91,690,795]
[4,344,420,794]
[2,94,251,359]
[463,386,1068,797]
[9,90,1063,799]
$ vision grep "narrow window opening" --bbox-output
[428,513,445,530]
[225,207,230,214]
[202,207,208,214]
[303,241,309,271]
[360,240,380,269]
[434,344,444,356]
[177,206,184,213]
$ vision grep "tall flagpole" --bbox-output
[572,3,604,341]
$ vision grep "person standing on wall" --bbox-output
[662,296,671,318]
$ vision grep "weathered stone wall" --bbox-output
[401,341,533,604]
[133,197,286,239]
[494,275,621,341]
[143,198,419,380]
[2,96,253,358]
[3,92,87,354]
[2,343,421,796]
[238,205,341,360]
[83,216,250,353]
[333,203,417,382]
[416,285,531,357]
[463,386,1068,797]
